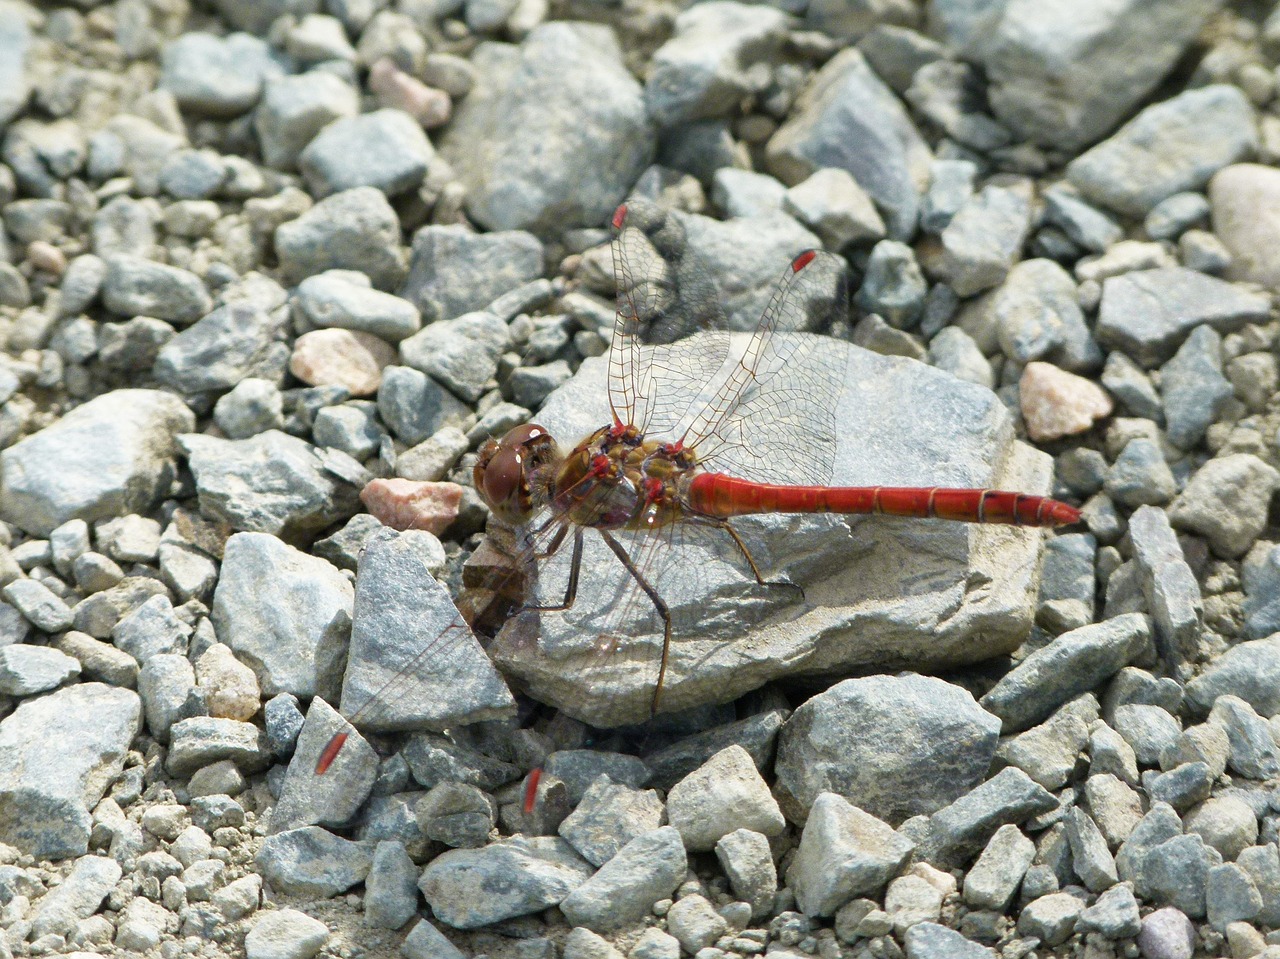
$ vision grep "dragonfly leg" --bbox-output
[600,529,671,717]
[521,527,584,613]
[532,521,570,561]
[692,517,806,602]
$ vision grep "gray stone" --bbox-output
[559,775,664,867]
[416,781,495,848]
[1186,634,1280,715]
[1066,806,1118,891]
[855,240,926,329]
[377,367,469,450]
[766,49,932,240]
[423,835,594,929]
[645,1,788,127]
[1078,881,1141,938]
[715,828,776,919]
[962,823,1035,911]
[440,23,652,233]
[312,402,383,460]
[776,674,999,825]
[1042,186,1123,253]
[665,893,728,953]
[29,854,122,939]
[275,187,406,289]
[905,60,1012,153]
[363,840,417,930]
[1160,325,1232,450]
[489,333,1058,726]
[0,389,193,536]
[919,158,976,235]
[212,531,353,698]
[270,697,378,833]
[980,613,1152,733]
[1147,762,1213,812]
[1113,703,1182,767]
[1237,844,1280,927]
[1186,795,1258,862]
[980,0,1222,152]
[1096,267,1269,368]
[295,272,420,343]
[111,594,190,664]
[666,744,783,851]
[1105,438,1176,508]
[3,578,74,633]
[158,148,229,200]
[940,179,1034,297]
[254,72,359,170]
[915,767,1058,866]
[300,108,433,198]
[338,528,514,732]
[160,32,280,118]
[1017,892,1082,947]
[558,826,684,932]
[100,255,211,326]
[0,1,30,127]
[996,695,1097,791]
[0,683,141,858]
[154,302,290,404]
[1146,192,1211,241]
[508,360,573,409]
[401,733,520,794]
[927,327,992,389]
[137,653,196,744]
[167,716,270,777]
[1208,696,1280,780]
[1036,533,1096,634]
[244,908,329,959]
[399,224,543,326]
[53,629,139,687]
[1133,833,1219,918]
[712,168,787,219]
[399,310,509,403]
[180,431,360,539]
[781,167,885,249]
[213,378,286,440]
[903,921,995,959]
[1206,862,1262,933]
[400,920,465,959]
[1128,505,1203,669]
[1170,454,1280,559]
[0,644,80,695]
[255,826,375,897]
[1067,85,1257,217]
[1101,352,1163,421]
[643,709,784,792]
[786,792,914,917]
[1085,772,1143,846]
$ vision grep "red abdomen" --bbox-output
[686,473,1080,527]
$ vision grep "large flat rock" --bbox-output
[484,333,1054,726]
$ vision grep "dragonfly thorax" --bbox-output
[552,425,700,531]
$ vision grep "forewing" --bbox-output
[608,201,730,439]
[683,251,849,486]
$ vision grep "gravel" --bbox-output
[4,3,1280,957]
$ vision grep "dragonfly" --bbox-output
[470,203,1078,712]
[318,200,1079,775]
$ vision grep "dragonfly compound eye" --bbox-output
[478,424,554,519]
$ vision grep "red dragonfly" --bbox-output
[318,200,1078,775]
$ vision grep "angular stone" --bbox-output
[776,674,999,825]
[0,390,193,536]
[212,531,353,698]
[422,835,594,929]
[0,683,141,858]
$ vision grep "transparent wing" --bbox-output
[608,200,731,438]
[683,250,850,487]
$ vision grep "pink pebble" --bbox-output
[1019,361,1113,442]
[361,478,464,536]
[290,328,397,396]
[368,58,452,129]
[27,241,67,275]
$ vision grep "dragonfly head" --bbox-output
[475,423,562,523]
